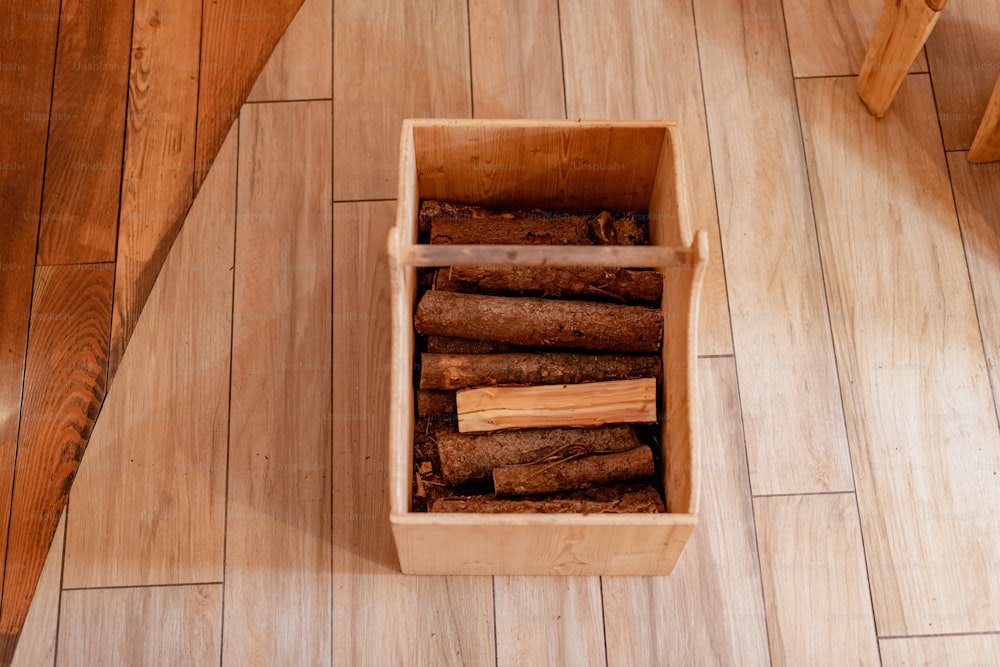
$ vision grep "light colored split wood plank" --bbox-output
[692,0,853,494]
[925,0,1000,151]
[457,378,657,433]
[224,101,331,666]
[560,0,732,356]
[247,0,332,102]
[784,0,928,77]
[755,493,879,666]
[333,0,472,200]
[332,201,495,667]
[10,514,64,667]
[468,0,564,119]
[947,152,1000,420]
[56,584,222,666]
[62,124,238,588]
[494,578,606,667]
[602,357,771,666]
[797,73,1000,636]
[880,633,1000,666]
[110,0,203,375]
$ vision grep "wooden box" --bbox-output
[387,119,707,575]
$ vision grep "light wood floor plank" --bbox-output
[755,493,879,665]
[783,0,927,77]
[692,0,853,494]
[110,0,202,374]
[332,0,471,200]
[247,0,332,102]
[494,578,605,667]
[560,0,732,357]
[56,584,223,666]
[925,0,1000,151]
[332,201,496,667]
[797,73,1000,636]
[10,514,64,667]
[602,357,770,666]
[224,101,331,666]
[880,633,1000,665]
[61,124,238,588]
[468,0,563,119]
[948,154,1000,422]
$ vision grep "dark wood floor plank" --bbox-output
[37,0,133,265]
[0,0,62,619]
[195,0,304,189]
[108,0,203,376]
[0,264,114,660]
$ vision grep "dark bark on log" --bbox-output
[437,424,641,484]
[430,483,664,513]
[414,291,663,352]
[417,389,456,417]
[425,336,516,354]
[435,265,662,303]
[419,352,662,390]
[421,200,647,245]
[493,446,655,496]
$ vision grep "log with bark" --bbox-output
[456,378,657,433]
[413,291,663,352]
[430,483,664,513]
[434,265,662,303]
[417,389,456,418]
[493,446,655,496]
[419,351,662,391]
[420,200,647,245]
[425,336,516,354]
[436,424,642,484]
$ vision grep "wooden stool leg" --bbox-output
[969,75,1000,163]
[857,0,947,117]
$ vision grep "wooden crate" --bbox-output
[387,119,708,575]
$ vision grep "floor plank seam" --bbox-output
[61,581,224,593]
[879,630,1000,641]
[555,0,569,119]
[243,96,333,105]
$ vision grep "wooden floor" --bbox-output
[12,0,1000,664]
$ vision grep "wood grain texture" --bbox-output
[56,585,223,666]
[969,76,1000,163]
[333,201,495,666]
[754,493,879,666]
[9,514,63,667]
[223,101,331,667]
[37,0,132,264]
[468,0,564,118]
[0,0,61,609]
[494,578,606,667]
[925,0,1000,151]
[602,358,770,666]
[693,0,852,494]
[560,0,733,356]
[784,0,928,77]
[857,0,942,117]
[247,0,331,102]
[333,0,472,200]
[0,263,113,655]
[109,0,202,376]
[948,153,1000,420]
[196,0,304,186]
[61,124,237,588]
[798,74,1000,636]
[880,634,1000,666]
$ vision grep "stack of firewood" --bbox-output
[412,201,667,514]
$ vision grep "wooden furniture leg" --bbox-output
[969,75,1000,163]
[857,0,947,117]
